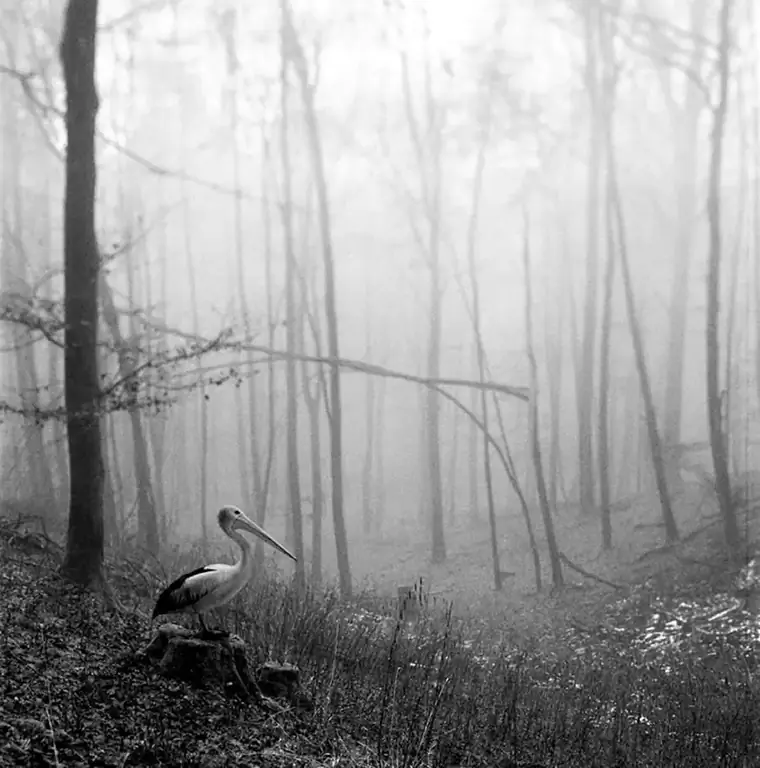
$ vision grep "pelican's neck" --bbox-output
[229,528,254,577]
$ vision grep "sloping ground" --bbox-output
[2,524,760,768]
[0,555,326,767]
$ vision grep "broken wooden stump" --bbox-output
[142,623,311,711]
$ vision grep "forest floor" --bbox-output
[1,497,760,768]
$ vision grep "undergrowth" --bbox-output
[1,526,759,767]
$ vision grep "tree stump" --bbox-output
[142,624,310,711]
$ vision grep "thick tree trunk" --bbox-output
[60,0,104,588]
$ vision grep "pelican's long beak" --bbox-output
[235,513,297,561]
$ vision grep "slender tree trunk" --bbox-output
[279,17,305,591]
[108,411,125,543]
[597,10,616,550]
[298,299,325,586]
[173,5,208,555]
[447,402,460,523]
[285,1,351,594]
[577,0,602,516]
[2,62,55,508]
[375,375,387,535]
[398,32,447,561]
[100,274,159,554]
[468,341,480,519]
[100,356,116,547]
[219,10,260,512]
[606,90,679,543]
[523,212,563,588]
[258,130,278,534]
[464,113,502,589]
[362,282,376,535]
[706,0,740,552]
[598,175,616,550]
[659,0,708,473]
[60,0,104,588]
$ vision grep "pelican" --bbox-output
[153,505,296,638]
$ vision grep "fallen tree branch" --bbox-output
[236,342,529,401]
[558,552,626,591]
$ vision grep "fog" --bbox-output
[1,0,758,599]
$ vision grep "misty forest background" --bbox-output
[1,0,758,607]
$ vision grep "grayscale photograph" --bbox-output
[0,0,758,765]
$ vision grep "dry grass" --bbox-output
[1,511,759,768]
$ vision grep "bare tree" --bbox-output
[597,2,618,551]
[523,211,563,588]
[254,127,279,564]
[397,11,446,563]
[284,2,351,595]
[278,5,305,591]
[100,272,159,554]
[218,8,262,517]
[296,266,326,586]
[706,0,740,551]
[60,0,104,587]
[0,50,55,510]
[463,100,502,590]
[653,0,709,479]
[576,0,603,516]
[361,279,376,536]
[173,2,209,555]
[467,341,480,519]
[375,374,387,533]
[604,30,678,543]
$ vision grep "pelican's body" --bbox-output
[153,505,296,636]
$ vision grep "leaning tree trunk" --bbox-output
[285,0,351,595]
[605,84,679,543]
[706,0,740,552]
[60,0,104,588]
[523,212,563,589]
[464,108,502,590]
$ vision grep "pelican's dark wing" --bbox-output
[152,566,216,619]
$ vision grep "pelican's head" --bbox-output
[217,505,296,561]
